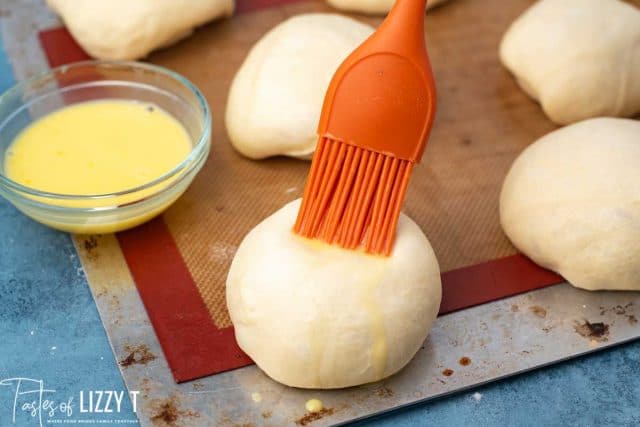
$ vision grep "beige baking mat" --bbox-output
[129,0,567,329]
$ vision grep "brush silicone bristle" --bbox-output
[294,0,435,256]
[294,137,413,256]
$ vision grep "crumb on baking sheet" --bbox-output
[600,302,633,316]
[599,303,638,325]
[373,386,394,398]
[82,236,100,260]
[84,236,98,251]
[295,408,334,426]
[305,399,323,413]
[574,320,609,342]
[529,305,547,318]
[119,344,157,367]
[149,395,200,426]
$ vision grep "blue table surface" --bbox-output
[0,31,639,427]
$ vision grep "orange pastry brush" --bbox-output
[294,0,437,256]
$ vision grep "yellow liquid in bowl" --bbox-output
[4,100,193,233]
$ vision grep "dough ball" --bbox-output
[47,0,234,60]
[227,200,441,388]
[500,118,640,291]
[327,0,450,14]
[225,14,373,160]
[499,0,640,125]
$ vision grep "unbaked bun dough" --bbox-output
[499,0,640,125]
[500,118,640,291]
[327,0,450,14]
[47,0,234,60]
[227,199,441,388]
[226,14,373,160]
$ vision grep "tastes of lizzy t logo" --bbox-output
[0,378,139,426]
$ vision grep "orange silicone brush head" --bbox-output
[294,0,437,256]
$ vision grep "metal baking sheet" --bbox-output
[3,1,640,426]
[77,236,640,427]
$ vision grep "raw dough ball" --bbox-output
[500,118,640,291]
[227,199,441,388]
[499,0,640,125]
[47,0,234,60]
[327,0,450,14]
[225,14,373,160]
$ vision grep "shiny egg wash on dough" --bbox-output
[295,235,389,383]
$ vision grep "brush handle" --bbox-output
[316,0,436,162]
[371,0,428,59]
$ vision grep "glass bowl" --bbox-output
[0,60,211,234]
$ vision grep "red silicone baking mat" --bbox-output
[40,0,564,383]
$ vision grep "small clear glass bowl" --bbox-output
[0,60,211,234]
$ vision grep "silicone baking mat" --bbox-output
[40,0,566,383]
